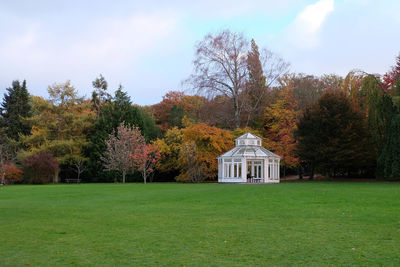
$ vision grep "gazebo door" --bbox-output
[247,160,263,181]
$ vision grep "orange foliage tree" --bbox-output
[264,89,299,175]
[154,123,233,182]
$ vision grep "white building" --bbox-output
[217,132,281,183]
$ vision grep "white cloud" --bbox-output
[0,11,179,100]
[283,0,334,49]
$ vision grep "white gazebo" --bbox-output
[217,132,281,183]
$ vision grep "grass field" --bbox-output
[1,182,400,266]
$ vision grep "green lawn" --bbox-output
[1,182,400,266]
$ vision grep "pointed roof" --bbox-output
[218,146,281,158]
[218,132,281,159]
[235,132,261,140]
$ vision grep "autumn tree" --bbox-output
[179,141,204,183]
[177,123,233,182]
[101,122,145,183]
[280,73,342,111]
[19,82,93,182]
[0,80,32,141]
[132,143,161,184]
[244,39,289,129]
[264,89,299,176]
[151,91,185,131]
[187,30,249,128]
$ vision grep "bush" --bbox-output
[1,162,23,184]
[22,151,59,184]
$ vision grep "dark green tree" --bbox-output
[295,90,374,178]
[0,80,32,141]
[377,114,400,180]
[168,105,184,128]
[86,86,160,181]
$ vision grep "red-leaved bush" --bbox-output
[22,151,59,184]
[0,161,23,184]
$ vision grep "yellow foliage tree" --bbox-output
[264,89,299,175]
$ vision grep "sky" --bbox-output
[1,0,400,105]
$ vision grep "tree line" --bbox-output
[1,29,399,184]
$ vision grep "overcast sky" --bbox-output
[1,0,399,105]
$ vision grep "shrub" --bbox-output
[22,151,59,184]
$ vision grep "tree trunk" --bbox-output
[53,169,60,184]
[0,157,5,185]
[233,95,240,128]
[143,171,147,184]
[122,171,126,183]
[310,163,315,180]
[1,170,5,185]
[298,165,303,180]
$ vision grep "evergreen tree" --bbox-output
[168,105,184,128]
[86,87,160,181]
[0,80,32,141]
[377,114,400,180]
[295,90,374,178]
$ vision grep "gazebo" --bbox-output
[217,132,281,183]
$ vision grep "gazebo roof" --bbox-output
[235,132,261,140]
[218,146,280,159]
[218,132,281,159]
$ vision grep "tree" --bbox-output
[264,89,299,176]
[0,135,17,185]
[101,122,145,183]
[177,123,234,182]
[153,127,184,175]
[22,151,59,184]
[382,54,400,93]
[244,39,266,128]
[86,86,159,181]
[244,39,289,129]
[132,143,161,184]
[187,30,249,128]
[179,141,203,183]
[19,82,93,182]
[359,76,392,155]
[0,80,32,141]
[151,91,185,131]
[295,90,374,178]
[377,114,400,180]
[70,154,87,181]
[168,105,184,128]
[91,74,111,117]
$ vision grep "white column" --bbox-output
[263,159,267,183]
[278,160,280,181]
[242,158,247,182]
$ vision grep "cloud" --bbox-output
[0,11,179,100]
[283,0,334,49]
